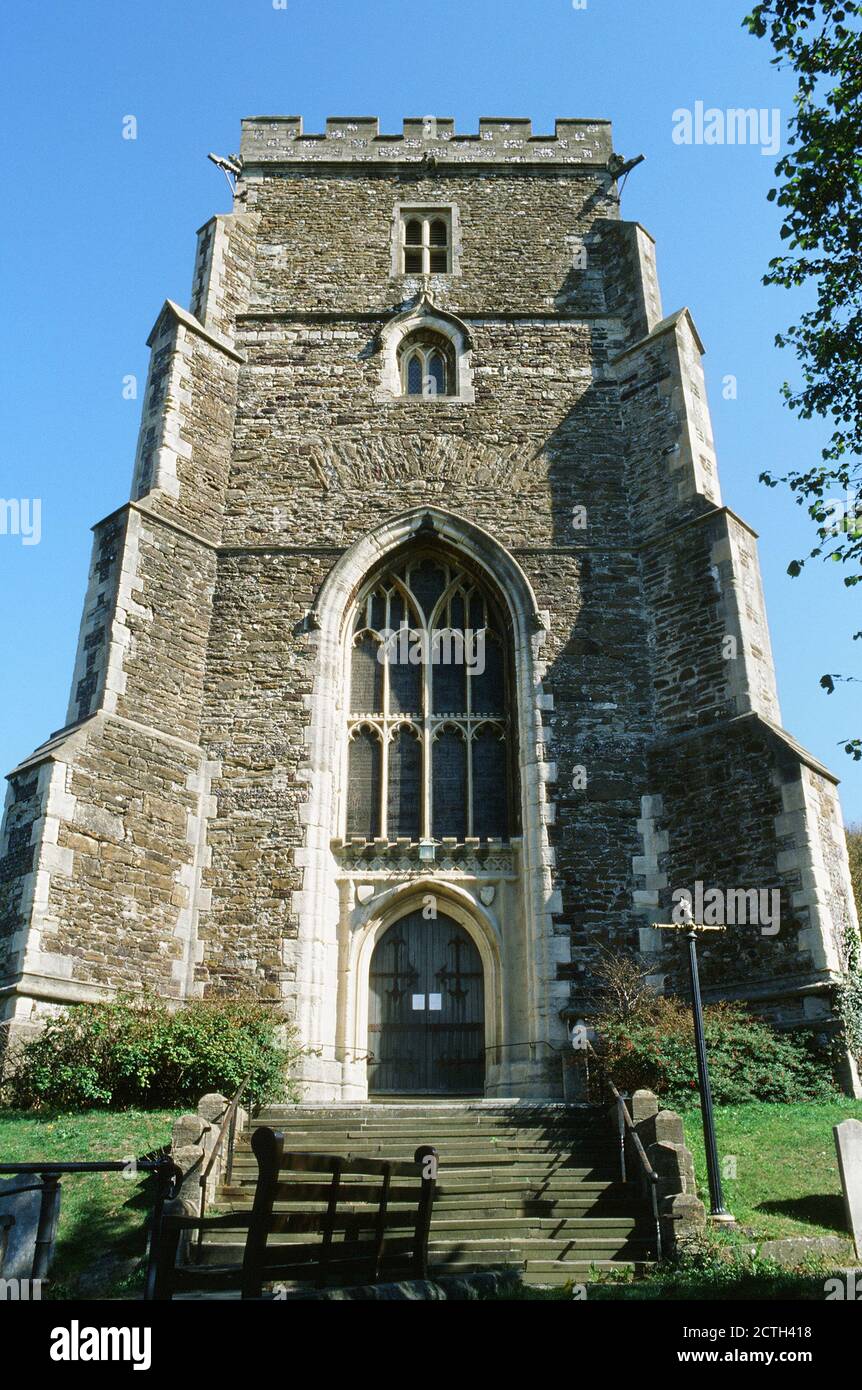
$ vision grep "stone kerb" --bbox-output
[627,1088,706,1254]
[167,1091,248,1260]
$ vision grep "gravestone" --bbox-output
[833,1117,862,1258]
[0,1175,55,1281]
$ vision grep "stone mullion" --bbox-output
[380,676,390,842]
[466,722,475,840]
[466,649,475,838]
[422,636,432,841]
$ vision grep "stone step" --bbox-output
[234,1140,617,1159]
[227,1160,622,1183]
[242,1124,612,1140]
[246,1114,607,1127]
[204,1103,649,1290]
[218,1178,628,1200]
[234,1141,616,1160]
[229,1173,622,1195]
[217,1187,644,1216]
[202,1214,649,1239]
[249,1123,604,1140]
[248,1114,605,1127]
[193,1236,652,1268]
[438,1236,653,1259]
[255,1104,598,1118]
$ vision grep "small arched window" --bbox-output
[346,554,516,843]
[398,331,455,399]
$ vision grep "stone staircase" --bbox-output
[199,1101,655,1288]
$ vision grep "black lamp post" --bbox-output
[656,915,733,1222]
[684,927,731,1219]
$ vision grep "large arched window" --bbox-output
[397,330,455,399]
[346,553,515,843]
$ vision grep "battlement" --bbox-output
[239,115,613,166]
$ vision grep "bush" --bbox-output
[1,993,302,1111]
[595,996,837,1109]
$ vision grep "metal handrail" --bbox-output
[0,1156,180,1291]
[195,1077,251,1261]
[582,1042,662,1261]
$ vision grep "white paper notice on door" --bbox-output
[411,994,425,1010]
[428,994,442,1011]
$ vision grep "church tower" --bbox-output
[1,115,858,1100]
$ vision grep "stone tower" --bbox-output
[1,115,858,1101]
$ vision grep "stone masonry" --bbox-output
[0,115,859,1100]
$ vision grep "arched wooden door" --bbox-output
[367,911,485,1095]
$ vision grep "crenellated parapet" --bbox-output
[239,115,614,167]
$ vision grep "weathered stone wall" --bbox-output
[241,170,613,317]
[197,549,331,998]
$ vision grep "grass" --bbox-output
[0,1108,178,1298]
[487,1249,841,1301]
[684,1098,862,1240]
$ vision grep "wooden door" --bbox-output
[367,911,485,1095]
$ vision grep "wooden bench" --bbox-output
[151,1126,439,1299]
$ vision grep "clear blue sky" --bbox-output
[3,0,860,822]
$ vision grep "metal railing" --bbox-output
[195,1077,251,1262]
[583,1042,663,1262]
[0,1156,180,1296]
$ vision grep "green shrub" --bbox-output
[1,993,302,1111]
[595,996,837,1109]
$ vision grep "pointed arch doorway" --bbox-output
[367,910,485,1095]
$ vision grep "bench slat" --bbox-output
[150,1128,438,1300]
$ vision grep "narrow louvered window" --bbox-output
[429,219,449,273]
[400,211,451,275]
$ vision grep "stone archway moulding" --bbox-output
[347,879,505,1084]
[292,504,562,1101]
